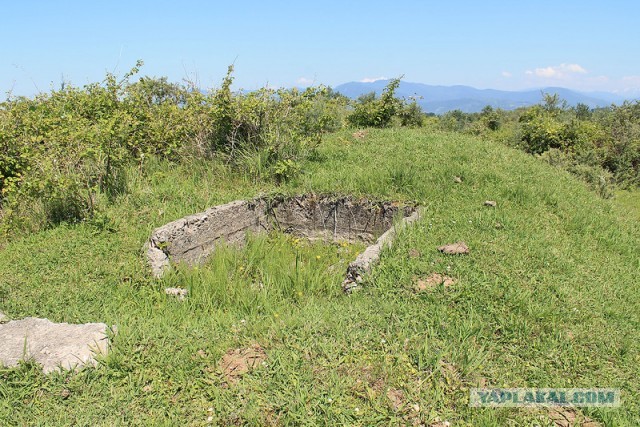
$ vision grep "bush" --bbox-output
[398,99,425,127]
[518,106,564,154]
[347,78,402,128]
[0,62,351,234]
[434,96,640,191]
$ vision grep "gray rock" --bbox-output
[0,317,110,374]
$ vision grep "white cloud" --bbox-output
[360,76,387,83]
[296,77,314,86]
[501,71,512,78]
[513,64,639,94]
[526,63,587,79]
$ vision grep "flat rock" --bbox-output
[0,317,110,374]
[437,241,470,255]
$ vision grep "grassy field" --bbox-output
[1,128,638,426]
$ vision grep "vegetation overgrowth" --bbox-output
[0,62,350,233]
[438,94,640,195]
[2,63,639,235]
[0,66,639,425]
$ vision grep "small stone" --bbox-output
[453,176,463,183]
[484,200,497,207]
[437,241,469,255]
[165,287,188,300]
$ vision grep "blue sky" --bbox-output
[2,0,640,97]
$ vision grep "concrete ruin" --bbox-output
[146,194,421,290]
[0,317,110,374]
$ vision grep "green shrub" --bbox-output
[518,106,564,154]
[397,99,425,127]
[347,78,402,128]
[0,62,352,234]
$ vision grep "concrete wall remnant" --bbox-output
[146,194,421,289]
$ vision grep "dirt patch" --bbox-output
[352,130,368,139]
[415,273,456,292]
[386,387,406,411]
[219,344,267,383]
[408,248,421,258]
[439,361,462,387]
[437,241,469,255]
[547,408,601,427]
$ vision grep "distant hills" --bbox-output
[333,80,636,114]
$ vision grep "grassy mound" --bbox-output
[1,128,638,425]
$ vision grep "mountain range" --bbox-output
[333,80,637,114]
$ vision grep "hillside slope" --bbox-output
[1,128,638,426]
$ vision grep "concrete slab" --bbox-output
[0,317,110,374]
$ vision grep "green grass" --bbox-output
[1,128,638,426]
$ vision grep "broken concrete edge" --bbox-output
[145,198,272,278]
[0,317,117,374]
[146,240,170,279]
[342,208,424,293]
[146,193,420,280]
